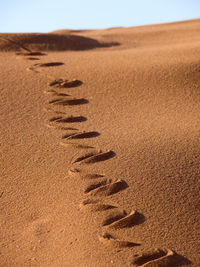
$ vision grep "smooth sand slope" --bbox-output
[0,19,200,266]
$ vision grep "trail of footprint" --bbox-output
[99,233,140,248]
[80,199,117,212]
[23,55,185,266]
[132,248,177,266]
[103,210,144,229]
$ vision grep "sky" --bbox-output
[0,0,199,32]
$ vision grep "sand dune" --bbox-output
[0,33,119,52]
[0,19,200,266]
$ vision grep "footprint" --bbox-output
[49,79,83,88]
[27,66,40,73]
[103,210,144,229]
[133,248,178,266]
[84,179,112,193]
[34,62,64,67]
[99,233,140,248]
[102,210,127,226]
[72,150,101,164]
[61,143,95,149]
[87,179,128,197]
[73,150,115,164]
[43,106,67,114]
[49,79,64,86]
[62,131,100,140]
[80,199,117,212]
[59,132,78,139]
[44,89,70,97]
[16,51,46,56]
[49,97,88,106]
[68,168,104,179]
[46,124,78,131]
[49,115,87,123]
[26,57,40,60]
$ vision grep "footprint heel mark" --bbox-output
[103,210,144,229]
[80,199,117,212]
[88,179,128,197]
[99,233,140,248]
[49,98,88,106]
[49,115,87,123]
[68,168,104,179]
[132,248,181,267]
[49,79,83,88]
[62,131,100,140]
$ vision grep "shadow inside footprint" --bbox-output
[26,57,40,60]
[62,131,100,139]
[49,116,87,123]
[49,98,88,106]
[35,62,64,67]
[61,79,83,88]
[16,51,46,56]
[130,212,145,227]
[173,254,192,266]
[84,150,116,164]
[133,250,191,267]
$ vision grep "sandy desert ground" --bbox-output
[0,19,200,266]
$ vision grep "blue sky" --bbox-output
[0,0,199,32]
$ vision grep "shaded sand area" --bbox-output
[0,19,200,266]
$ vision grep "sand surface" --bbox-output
[0,19,200,266]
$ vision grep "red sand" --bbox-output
[0,19,200,266]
